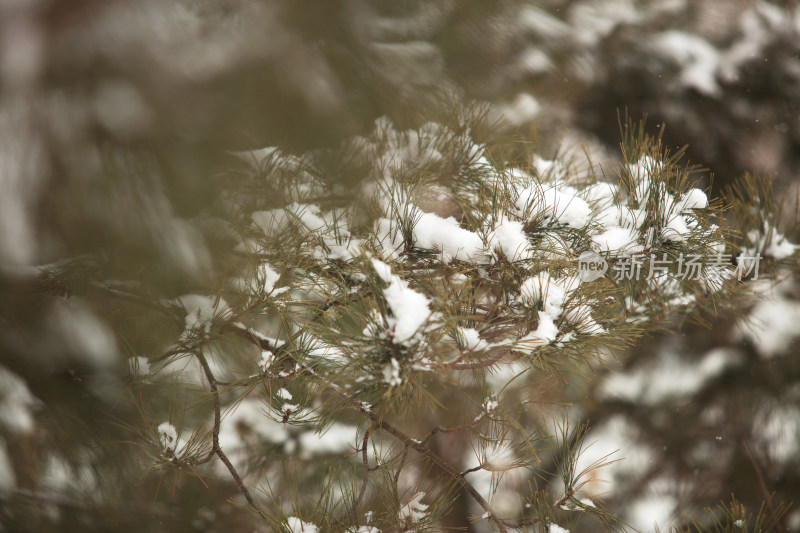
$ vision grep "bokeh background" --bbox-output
[1,1,799,531]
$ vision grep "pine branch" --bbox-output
[193,349,267,521]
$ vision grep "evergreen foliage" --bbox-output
[1,1,798,532]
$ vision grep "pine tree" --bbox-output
[1,1,798,532]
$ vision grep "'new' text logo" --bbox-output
[577,250,608,282]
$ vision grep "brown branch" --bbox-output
[553,488,577,511]
[223,322,282,352]
[354,430,371,511]
[219,315,551,529]
[422,413,487,444]
[351,402,581,530]
[461,465,483,476]
[43,282,267,518]
[194,350,266,520]
[309,289,375,323]
[420,350,508,371]
[355,404,513,532]
[223,321,523,530]
[393,443,411,486]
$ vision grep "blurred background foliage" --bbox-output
[1,0,799,531]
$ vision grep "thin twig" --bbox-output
[355,404,511,532]
[223,323,282,352]
[355,430,371,510]
[393,443,411,486]
[461,465,483,476]
[195,350,266,520]
[224,319,543,529]
[420,350,507,370]
[423,413,486,444]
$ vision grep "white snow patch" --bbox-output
[748,226,797,260]
[481,441,517,471]
[298,424,358,459]
[496,93,541,126]
[538,185,593,229]
[287,516,319,533]
[277,388,292,400]
[592,226,643,254]
[413,211,485,263]
[157,422,179,454]
[519,272,580,319]
[563,304,606,335]
[517,311,559,348]
[0,440,16,491]
[753,402,800,465]
[399,492,428,523]
[573,415,654,497]
[179,294,229,335]
[47,300,118,367]
[583,181,619,204]
[258,350,275,373]
[371,258,394,283]
[627,492,678,532]
[127,356,150,378]
[679,188,709,210]
[457,327,488,352]
[653,31,721,96]
[257,262,281,294]
[569,0,641,46]
[383,358,402,387]
[381,272,432,345]
[485,360,528,390]
[0,366,36,434]
[251,203,326,235]
[517,46,554,74]
[230,146,277,168]
[489,219,532,261]
[218,399,289,458]
[600,348,742,404]
[738,283,800,358]
[483,398,499,415]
